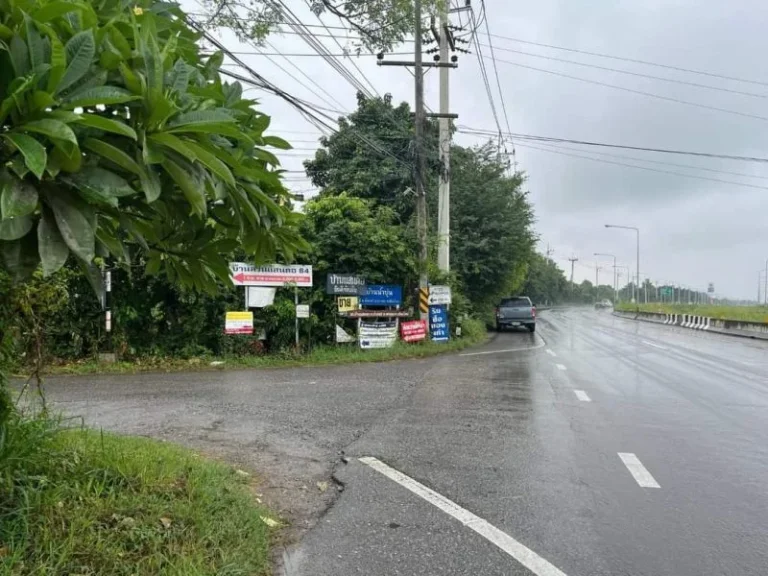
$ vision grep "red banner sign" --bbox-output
[400,320,427,343]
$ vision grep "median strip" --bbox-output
[618,453,661,489]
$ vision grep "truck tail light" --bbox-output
[532,306,536,318]
[495,307,500,317]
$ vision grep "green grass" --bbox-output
[0,421,275,575]
[29,319,488,376]
[615,302,768,323]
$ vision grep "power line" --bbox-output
[485,57,768,123]
[478,44,768,100]
[515,141,768,191]
[457,125,768,163]
[479,31,768,88]
[469,7,501,137]
[479,1,513,136]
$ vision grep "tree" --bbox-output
[522,253,569,305]
[300,193,416,341]
[304,94,536,316]
[0,0,306,296]
[449,144,535,311]
[199,0,443,53]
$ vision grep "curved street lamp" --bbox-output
[605,224,640,304]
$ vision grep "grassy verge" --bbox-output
[0,419,275,575]
[615,303,768,323]
[26,319,489,376]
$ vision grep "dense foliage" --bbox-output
[0,0,306,294]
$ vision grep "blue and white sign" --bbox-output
[360,284,402,306]
[429,305,450,342]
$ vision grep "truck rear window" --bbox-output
[500,298,531,307]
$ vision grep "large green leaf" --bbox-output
[62,85,137,107]
[184,140,235,187]
[83,138,140,174]
[37,207,69,275]
[1,176,38,219]
[168,109,236,128]
[33,1,84,22]
[77,258,104,301]
[167,121,252,143]
[3,133,47,179]
[21,118,78,145]
[47,193,94,262]
[138,165,161,202]
[168,58,190,94]
[9,34,30,76]
[57,29,94,93]
[48,143,81,173]
[162,158,206,216]
[0,232,39,282]
[69,165,136,198]
[0,214,33,240]
[148,132,198,160]
[263,135,292,150]
[72,113,137,139]
[25,17,45,72]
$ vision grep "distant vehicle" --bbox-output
[595,299,613,309]
[496,296,536,332]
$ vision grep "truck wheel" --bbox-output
[528,324,536,333]
[496,323,502,332]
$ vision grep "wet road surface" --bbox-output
[45,308,768,575]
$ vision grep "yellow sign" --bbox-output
[225,311,254,334]
[337,296,359,313]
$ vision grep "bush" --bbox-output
[0,422,274,575]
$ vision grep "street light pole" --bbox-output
[594,252,617,304]
[605,224,640,306]
[764,259,767,305]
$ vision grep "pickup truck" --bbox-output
[495,296,536,332]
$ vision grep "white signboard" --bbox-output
[336,324,356,343]
[246,287,276,308]
[359,320,398,349]
[230,262,313,287]
[296,304,310,318]
[428,285,452,305]
[225,311,253,335]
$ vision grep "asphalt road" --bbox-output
[44,308,768,575]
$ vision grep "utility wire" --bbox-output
[469,7,501,138]
[457,125,768,163]
[480,1,513,134]
[303,0,381,97]
[515,142,768,191]
[478,44,768,99]
[479,31,768,88]
[479,58,768,123]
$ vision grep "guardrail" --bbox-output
[612,310,768,341]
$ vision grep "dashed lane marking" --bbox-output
[642,340,668,350]
[546,349,557,357]
[460,339,545,356]
[618,453,661,489]
[555,363,567,371]
[359,457,570,576]
[574,390,591,402]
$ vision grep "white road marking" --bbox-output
[618,453,661,488]
[642,340,668,350]
[546,349,557,357]
[555,363,567,371]
[359,457,569,576]
[574,390,591,402]
[461,339,545,356]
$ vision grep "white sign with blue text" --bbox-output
[429,305,450,342]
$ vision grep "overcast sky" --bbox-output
[190,0,768,300]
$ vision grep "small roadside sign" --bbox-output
[400,320,427,343]
[337,296,359,313]
[326,273,366,295]
[348,309,411,318]
[429,305,449,342]
[229,263,313,287]
[225,311,254,335]
[428,285,452,306]
[296,304,310,318]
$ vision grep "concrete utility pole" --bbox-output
[594,252,617,304]
[436,6,451,272]
[377,2,458,315]
[568,256,578,296]
[764,259,767,305]
[605,224,640,305]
